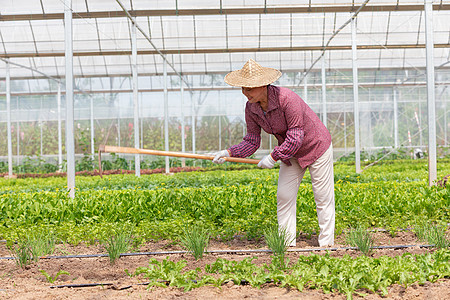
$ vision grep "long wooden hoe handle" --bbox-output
[98,145,260,178]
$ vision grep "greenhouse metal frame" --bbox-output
[0,0,449,196]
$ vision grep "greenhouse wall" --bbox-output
[1,68,448,165]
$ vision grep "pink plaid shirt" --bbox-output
[229,85,331,168]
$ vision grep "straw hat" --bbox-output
[224,59,282,88]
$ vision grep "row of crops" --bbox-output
[0,160,448,244]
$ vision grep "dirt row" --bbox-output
[1,230,449,299]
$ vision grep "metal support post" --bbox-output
[303,72,308,102]
[140,108,143,149]
[16,118,19,165]
[180,76,186,167]
[218,91,222,150]
[6,61,13,177]
[424,0,437,185]
[344,111,347,154]
[90,97,95,157]
[393,86,399,148]
[57,84,63,169]
[445,99,448,146]
[16,97,19,165]
[163,59,170,173]
[64,0,75,198]
[40,121,43,156]
[117,114,121,148]
[132,18,140,176]
[191,92,196,154]
[321,54,327,128]
[351,16,361,173]
[40,99,43,156]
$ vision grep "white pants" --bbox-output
[277,144,335,247]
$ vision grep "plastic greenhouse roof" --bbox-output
[0,0,449,81]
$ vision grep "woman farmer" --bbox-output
[213,59,335,247]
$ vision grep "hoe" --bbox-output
[98,145,260,178]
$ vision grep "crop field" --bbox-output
[0,160,449,299]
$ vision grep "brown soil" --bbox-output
[0,231,448,300]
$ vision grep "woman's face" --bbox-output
[241,86,267,104]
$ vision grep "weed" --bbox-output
[264,226,294,269]
[346,227,374,256]
[27,232,56,261]
[40,269,70,283]
[125,269,133,278]
[9,233,55,267]
[180,226,209,260]
[264,226,293,256]
[11,242,32,268]
[103,231,132,264]
[414,223,450,249]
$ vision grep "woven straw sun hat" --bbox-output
[224,59,282,88]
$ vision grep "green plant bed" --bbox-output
[1,160,448,244]
[2,160,449,194]
[0,167,279,194]
[130,249,450,299]
[0,178,448,244]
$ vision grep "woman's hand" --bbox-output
[212,150,230,164]
[258,154,276,169]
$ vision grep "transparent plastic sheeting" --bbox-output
[0,69,448,158]
[0,0,449,159]
[0,2,449,78]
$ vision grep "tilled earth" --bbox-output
[0,231,449,300]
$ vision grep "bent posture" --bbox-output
[213,59,335,247]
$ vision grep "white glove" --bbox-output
[212,150,230,164]
[258,154,276,169]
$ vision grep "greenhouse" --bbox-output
[1,1,448,184]
[0,1,449,299]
